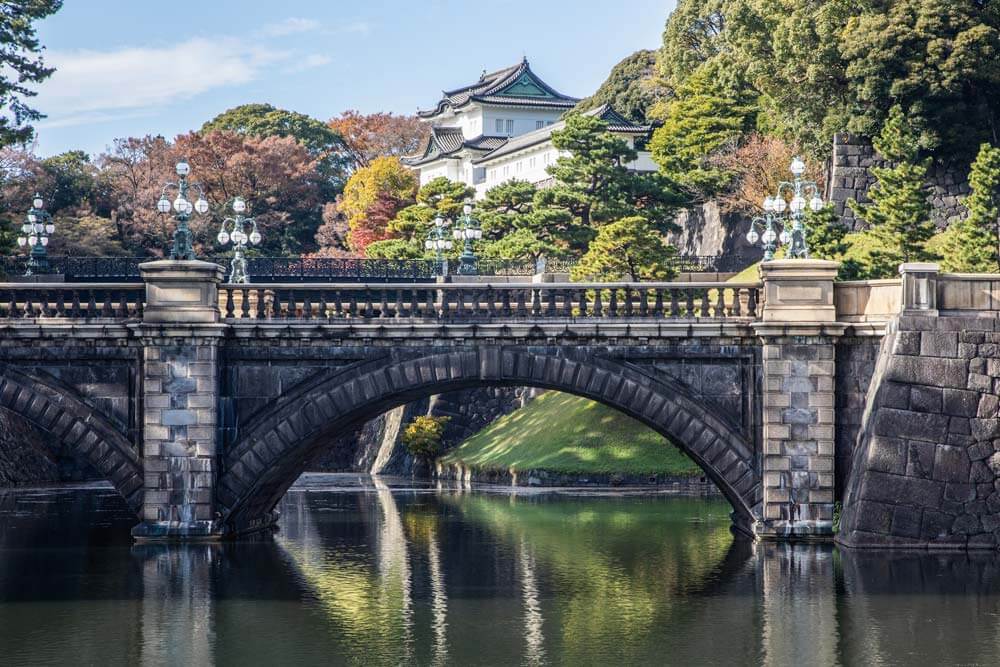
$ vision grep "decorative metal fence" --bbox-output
[0,253,753,283]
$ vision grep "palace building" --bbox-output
[402,58,656,198]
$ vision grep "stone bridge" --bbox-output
[2,259,998,547]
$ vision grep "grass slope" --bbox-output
[440,392,703,476]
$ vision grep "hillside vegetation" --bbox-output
[440,392,702,476]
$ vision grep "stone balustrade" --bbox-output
[216,282,763,322]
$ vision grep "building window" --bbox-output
[506,119,514,135]
[495,119,504,134]
[535,120,544,130]
[546,121,554,126]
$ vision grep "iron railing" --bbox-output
[218,282,762,322]
[0,283,145,319]
[0,255,752,283]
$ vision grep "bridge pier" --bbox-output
[131,261,230,541]
[754,260,844,539]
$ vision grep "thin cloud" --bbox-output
[339,21,371,35]
[33,38,290,128]
[261,17,321,37]
[285,54,333,74]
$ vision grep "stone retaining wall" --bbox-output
[434,461,721,492]
[830,133,970,230]
[840,315,1000,548]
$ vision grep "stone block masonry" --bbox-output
[840,315,1000,549]
[830,133,970,231]
[132,330,224,540]
[758,336,838,536]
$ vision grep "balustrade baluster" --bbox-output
[669,289,679,318]
[531,288,542,317]
[654,289,664,317]
[225,288,235,319]
[577,289,587,317]
[39,291,50,318]
[257,288,268,319]
[608,289,618,317]
[332,289,343,319]
[487,288,497,317]
[241,288,251,319]
[747,288,758,318]
[378,290,389,318]
[71,290,81,318]
[593,289,603,317]
[715,286,726,318]
[624,288,634,317]
[410,289,419,318]
[732,287,742,317]
[562,289,574,317]
[639,288,649,317]
[303,293,313,320]
[425,288,437,318]
[319,291,329,321]
[700,289,710,317]
[363,290,374,318]
[545,288,557,317]
[7,292,17,318]
[394,289,404,318]
[685,289,695,318]
[55,290,67,317]
[285,290,295,319]
[87,290,97,318]
[515,289,527,317]
[101,292,113,318]
[455,289,466,318]
[23,292,34,319]
[501,288,512,317]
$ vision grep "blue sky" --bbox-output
[31,1,676,158]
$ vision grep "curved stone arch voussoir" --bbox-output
[0,365,143,513]
[218,348,760,535]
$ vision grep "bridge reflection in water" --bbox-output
[2,481,1000,664]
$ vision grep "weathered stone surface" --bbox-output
[841,314,1000,550]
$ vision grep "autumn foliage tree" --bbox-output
[330,156,417,254]
[328,110,429,170]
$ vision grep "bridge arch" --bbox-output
[0,365,143,513]
[218,347,761,536]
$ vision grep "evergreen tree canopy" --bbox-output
[536,113,681,252]
[649,60,756,200]
[849,105,937,276]
[0,0,62,147]
[571,216,677,281]
[941,143,1000,272]
[575,50,667,124]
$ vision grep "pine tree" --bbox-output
[570,217,677,281]
[943,143,1000,272]
[805,204,862,280]
[849,105,937,276]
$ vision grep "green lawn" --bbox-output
[439,392,703,476]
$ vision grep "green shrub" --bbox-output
[401,415,450,459]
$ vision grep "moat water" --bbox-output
[1,474,999,666]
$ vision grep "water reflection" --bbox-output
[2,480,1000,665]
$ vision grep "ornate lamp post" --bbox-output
[746,157,825,260]
[215,196,261,284]
[452,201,482,276]
[156,159,209,260]
[424,215,454,270]
[16,194,54,275]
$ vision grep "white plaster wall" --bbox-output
[481,105,562,137]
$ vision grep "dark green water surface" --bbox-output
[0,474,998,666]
